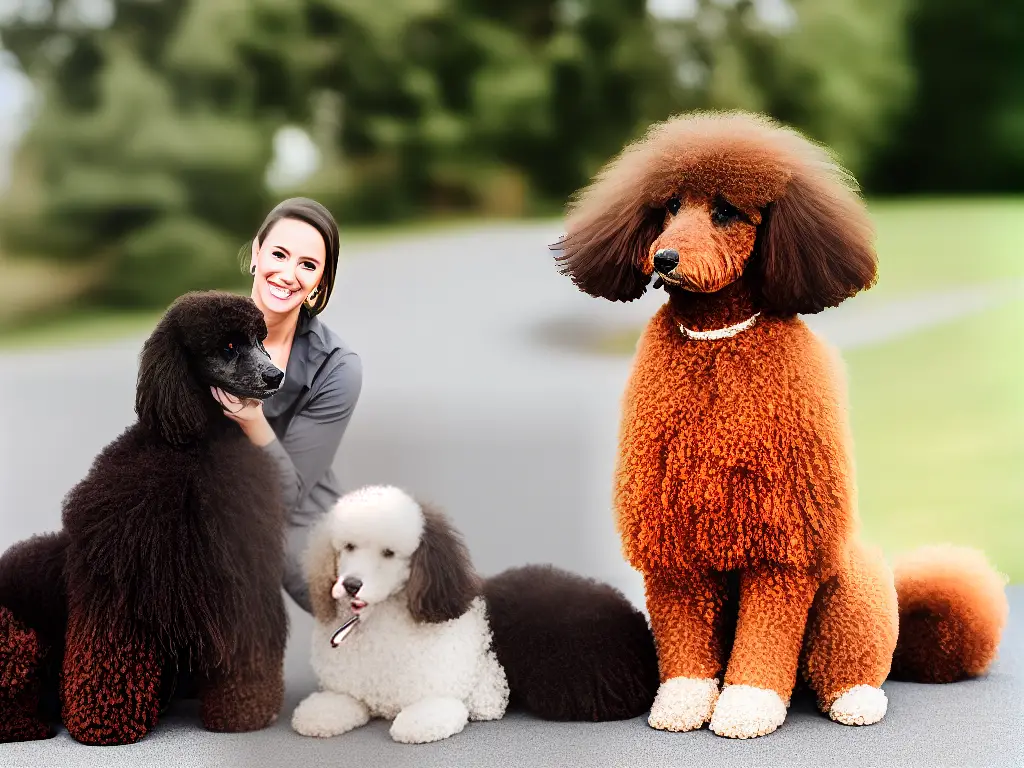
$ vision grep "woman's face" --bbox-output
[250,217,327,319]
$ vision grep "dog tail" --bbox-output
[889,544,1009,683]
[482,564,659,721]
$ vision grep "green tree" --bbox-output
[652,0,913,179]
[0,0,308,307]
[285,0,686,221]
[863,0,1024,193]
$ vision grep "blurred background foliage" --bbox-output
[0,0,1022,309]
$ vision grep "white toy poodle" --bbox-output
[292,484,664,744]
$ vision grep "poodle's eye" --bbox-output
[382,548,395,559]
[343,543,356,552]
[711,198,743,227]
[220,333,248,361]
[666,196,682,216]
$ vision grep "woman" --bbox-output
[212,197,362,615]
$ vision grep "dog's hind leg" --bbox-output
[390,697,470,744]
[0,606,51,742]
[0,531,69,742]
[800,541,898,726]
[291,691,370,738]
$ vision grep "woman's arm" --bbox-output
[213,351,363,510]
[261,352,362,510]
[212,351,362,612]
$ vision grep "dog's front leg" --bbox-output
[291,691,370,738]
[61,609,163,745]
[644,568,730,732]
[390,697,470,744]
[200,654,284,733]
[709,565,817,739]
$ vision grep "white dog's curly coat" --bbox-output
[292,485,510,744]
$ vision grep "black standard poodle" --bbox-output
[0,290,290,745]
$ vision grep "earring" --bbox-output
[306,287,320,306]
[250,265,256,275]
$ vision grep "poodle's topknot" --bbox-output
[162,290,269,354]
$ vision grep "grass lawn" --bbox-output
[846,297,1023,583]
[0,305,166,350]
[865,195,1024,297]
[0,213,522,349]
[834,196,1024,582]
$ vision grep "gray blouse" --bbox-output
[259,307,362,613]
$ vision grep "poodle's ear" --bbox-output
[305,520,340,625]
[406,507,480,623]
[754,161,878,315]
[135,326,207,445]
[550,204,663,303]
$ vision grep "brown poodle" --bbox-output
[550,110,1009,739]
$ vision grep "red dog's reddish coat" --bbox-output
[553,110,1008,723]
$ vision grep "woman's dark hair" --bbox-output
[245,197,340,316]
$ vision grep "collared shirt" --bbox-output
[260,306,362,613]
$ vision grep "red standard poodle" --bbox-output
[550,110,1009,739]
[0,291,290,744]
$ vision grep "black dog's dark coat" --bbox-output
[0,291,289,744]
[484,565,660,721]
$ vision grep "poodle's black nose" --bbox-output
[262,369,284,388]
[342,577,362,596]
[653,248,679,274]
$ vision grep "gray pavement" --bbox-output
[1,221,1021,766]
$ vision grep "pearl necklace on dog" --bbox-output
[679,312,760,341]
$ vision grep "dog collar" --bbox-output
[679,312,761,341]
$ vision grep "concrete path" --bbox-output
[2,587,1021,768]
[1,221,1020,766]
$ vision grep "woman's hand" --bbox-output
[211,387,277,447]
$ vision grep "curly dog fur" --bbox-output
[551,110,1009,738]
[294,485,659,743]
[0,291,291,744]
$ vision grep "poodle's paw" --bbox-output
[647,677,720,732]
[390,698,469,744]
[709,684,787,739]
[828,685,888,726]
[291,691,369,738]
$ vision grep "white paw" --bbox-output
[647,677,720,732]
[390,698,469,744]
[291,691,369,738]
[829,685,888,726]
[709,684,787,739]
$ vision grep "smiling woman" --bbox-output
[213,197,363,614]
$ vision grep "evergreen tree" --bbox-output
[0,0,307,307]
